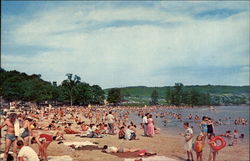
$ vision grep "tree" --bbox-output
[189,88,199,106]
[107,88,121,105]
[150,89,159,105]
[2,76,25,101]
[165,88,171,105]
[91,85,105,105]
[74,82,93,105]
[181,91,190,105]
[172,83,183,106]
[61,74,81,106]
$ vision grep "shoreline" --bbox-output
[0,105,249,161]
[1,128,249,161]
[36,128,250,161]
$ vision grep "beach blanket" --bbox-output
[106,151,156,158]
[124,156,178,161]
[64,141,97,147]
[64,129,80,134]
[48,155,73,161]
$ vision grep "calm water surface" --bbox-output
[128,106,249,140]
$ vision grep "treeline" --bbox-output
[106,83,249,106]
[0,68,105,105]
[105,83,211,106]
[1,68,248,107]
[107,85,249,106]
[112,85,249,97]
[165,83,210,106]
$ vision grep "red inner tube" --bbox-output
[210,136,226,151]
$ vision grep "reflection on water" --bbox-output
[129,106,249,140]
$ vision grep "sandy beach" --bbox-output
[0,106,249,161]
[27,128,249,161]
[1,126,248,161]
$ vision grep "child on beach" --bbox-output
[194,135,204,161]
[208,133,218,161]
[233,130,239,145]
[118,126,125,139]
[180,122,194,161]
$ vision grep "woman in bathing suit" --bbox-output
[31,133,55,161]
[21,117,33,146]
[207,117,214,139]
[200,116,208,143]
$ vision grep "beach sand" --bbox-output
[0,107,249,161]
[11,129,246,161]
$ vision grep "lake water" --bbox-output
[128,106,249,140]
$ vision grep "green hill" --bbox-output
[105,85,250,105]
[105,85,250,98]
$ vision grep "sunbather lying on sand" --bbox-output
[102,145,139,153]
[102,145,157,156]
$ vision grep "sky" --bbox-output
[1,1,249,88]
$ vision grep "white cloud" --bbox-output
[2,2,249,88]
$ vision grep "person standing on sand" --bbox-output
[208,133,218,161]
[200,116,208,144]
[106,111,115,135]
[207,117,214,139]
[180,122,194,161]
[142,113,148,136]
[0,113,18,161]
[146,114,155,137]
[20,117,33,146]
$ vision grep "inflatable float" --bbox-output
[210,136,226,152]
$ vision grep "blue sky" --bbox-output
[1,1,249,88]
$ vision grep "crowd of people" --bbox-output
[0,104,248,161]
[0,104,160,161]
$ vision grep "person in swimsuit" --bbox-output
[0,113,18,161]
[207,117,214,139]
[20,117,33,146]
[194,135,204,161]
[102,145,140,153]
[31,133,55,161]
[200,116,208,143]
[208,133,218,161]
[233,130,239,145]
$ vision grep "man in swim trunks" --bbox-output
[0,113,18,161]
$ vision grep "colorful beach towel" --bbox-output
[48,155,73,161]
[124,155,178,161]
[106,151,157,158]
[64,141,97,148]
